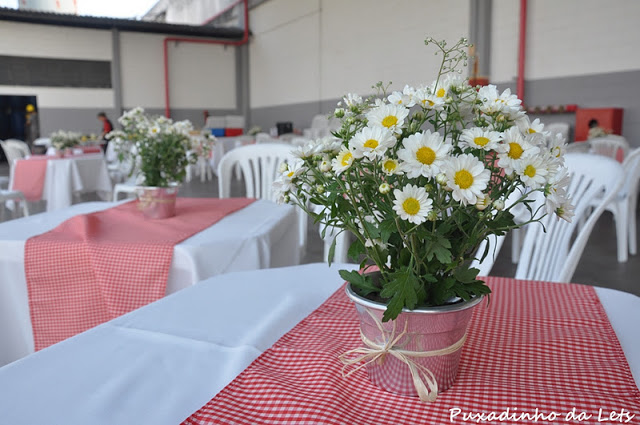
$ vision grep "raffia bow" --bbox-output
[137,193,175,210]
[339,308,467,402]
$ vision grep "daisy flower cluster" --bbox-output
[51,130,83,151]
[273,38,573,321]
[108,107,210,187]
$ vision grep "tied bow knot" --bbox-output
[339,308,467,402]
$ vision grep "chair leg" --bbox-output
[629,194,638,255]
[614,203,628,263]
[511,228,522,264]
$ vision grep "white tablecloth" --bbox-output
[0,263,637,425]
[11,154,113,211]
[0,199,300,366]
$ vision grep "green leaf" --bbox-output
[339,269,378,296]
[453,266,480,283]
[347,238,366,262]
[379,218,397,243]
[379,269,419,322]
[327,236,336,266]
[425,236,453,264]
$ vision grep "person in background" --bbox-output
[24,104,39,149]
[97,112,113,152]
[587,118,611,139]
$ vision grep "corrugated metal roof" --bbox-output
[0,7,245,38]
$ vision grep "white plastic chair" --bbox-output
[0,139,30,165]
[594,147,640,262]
[217,143,308,253]
[545,122,570,142]
[0,190,29,219]
[515,153,624,282]
[565,142,591,154]
[255,133,280,144]
[471,234,506,277]
[589,135,629,162]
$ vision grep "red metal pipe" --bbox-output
[163,0,250,118]
[517,0,527,103]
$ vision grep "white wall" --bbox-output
[249,0,470,108]
[119,32,237,110]
[491,0,640,83]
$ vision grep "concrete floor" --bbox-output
[2,162,639,297]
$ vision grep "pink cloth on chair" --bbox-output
[25,197,255,350]
[11,157,49,201]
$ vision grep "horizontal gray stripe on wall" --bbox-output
[251,69,640,147]
[38,107,241,137]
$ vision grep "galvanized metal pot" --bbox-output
[345,282,482,398]
[135,185,179,219]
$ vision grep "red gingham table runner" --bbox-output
[184,277,640,425]
[25,197,255,350]
[11,157,48,201]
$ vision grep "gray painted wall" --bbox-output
[37,107,241,137]
[495,69,640,146]
[250,70,640,147]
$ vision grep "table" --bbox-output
[10,154,113,211]
[0,200,300,367]
[0,264,636,425]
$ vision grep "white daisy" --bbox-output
[387,85,415,107]
[518,117,548,137]
[381,157,401,175]
[547,133,567,164]
[332,147,354,175]
[459,127,502,151]
[554,196,575,223]
[366,104,409,134]
[515,155,550,190]
[443,154,491,206]
[349,126,396,160]
[497,127,540,174]
[414,87,445,111]
[342,93,362,107]
[397,130,451,178]
[392,184,433,225]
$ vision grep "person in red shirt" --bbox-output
[97,112,113,152]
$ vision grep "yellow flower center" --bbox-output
[454,169,474,189]
[340,152,353,166]
[524,165,536,178]
[474,136,490,147]
[381,115,398,128]
[287,171,295,178]
[383,160,397,172]
[528,128,537,134]
[415,147,436,165]
[508,142,524,159]
[402,197,420,215]
[364,139,379,149]
[436,87,446,98]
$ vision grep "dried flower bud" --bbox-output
[379,183,391,194]
[315,185,324,194]
[334,108,345,118]
[424,184,434,192]
[283,194,290,203]
[493,199,505,211]
[427,210,438,221]
[319,160,331,172]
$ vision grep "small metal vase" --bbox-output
[345,281,482,398]
[135,184,179,219]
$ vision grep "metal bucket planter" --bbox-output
[136,185,179,219]
[344,282,482,402]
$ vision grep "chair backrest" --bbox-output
[256,133,281,144]
[589,135,629,162]
[565,142,590,154]
[515,153,624,282]
[217,143,295,200]
[545,122,570,142]
[0,139,30,167]
[619,147,640,197]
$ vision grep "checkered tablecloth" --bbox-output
[183,277,640,425]
[25,197,255,351]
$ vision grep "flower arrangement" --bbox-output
[108,107,211,187]
[274,38,573,321]
[51,130,82,151]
